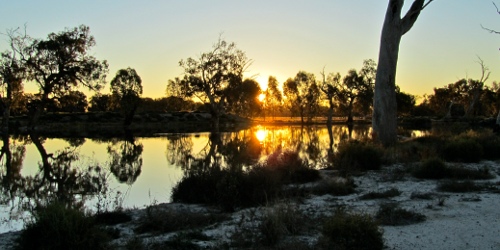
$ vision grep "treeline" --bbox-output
[2,25,500,132]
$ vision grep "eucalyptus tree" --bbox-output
[373,0,434,146]
[320,70,341,127]
[20,25,108,129]
[177,37,250,133]
[224,78,261,117]
[264,76,283,119]
[110,67,143,126]
[0,28,28,132]
[283,71,320,123]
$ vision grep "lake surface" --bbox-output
[0,124,427,233]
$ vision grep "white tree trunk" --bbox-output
[373,0,426,146]
[496,109,500,126]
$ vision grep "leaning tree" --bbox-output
[372,0,434,146]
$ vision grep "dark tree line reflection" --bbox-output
[165,125,371,173]
[0,132,144,224]
[0,124,384,227]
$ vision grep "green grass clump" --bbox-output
[334,141,383,174]
[375,203,426,226]
[16,202,110,250]
[359,188,401,200]
[319,208,384,250]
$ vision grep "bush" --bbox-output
[437,180,486,193]
[375,203,426,226]
[259,203,304,246]
[171,150,319,211]
[135,205,227,234]
[311,178,356,196]
[441,138,483,163]
[266,150,321,184]
[413,158,450,179]
[413,158,494,180]
[319,208,384,250]
[359,188,401,200]
[334,141,383,174]
[16,202,110,250]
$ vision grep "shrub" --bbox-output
[412,158,450,179]
[413,158,494,180]
[359,188,401,200]
[375,203,426,226]
[94,210,132,225]
[437,180,485,193]
[171,150,319,211]
[319,208,384,250]
[441,138,483,163]
[135,205,227,234]
[311,178,356,196]
[334,141,383,174]
[16,202,110,250]
[266,150,321,184]
[259,203,304,246]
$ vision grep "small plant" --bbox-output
[135,206,227,234]
[318,207,384,250]
[413,158,450,179]
[437,180,484,193]
[334,141,383,174]
[259,202,304,246]
[16,202,110,250]
[375,203,426,226]
[447,165,494,180]
[94,210,132,225]
[311,177,356,196]
[360,187,401,200]
[410,192,435,200]
[413,158,495,180]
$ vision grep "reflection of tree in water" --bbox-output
[165,125,377,171]
[107,136,143,185]
[304,127,321,164]
[0,133,108,213]
[220,131,262,169]
[0,134,26,203]
[166,131,262,173]
[62,137,86,147]
[165,134,194,167]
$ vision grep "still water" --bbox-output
[0,124,426,233]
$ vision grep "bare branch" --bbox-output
[476,56,491,83]
[494,1,500,14]
[422,0,435,11]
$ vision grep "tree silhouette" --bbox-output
[177,37,250,133]
[110,67,143,126]
[20,25,108,129]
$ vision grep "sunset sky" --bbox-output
[1,0,500,100]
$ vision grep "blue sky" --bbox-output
[1,0,500,99]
